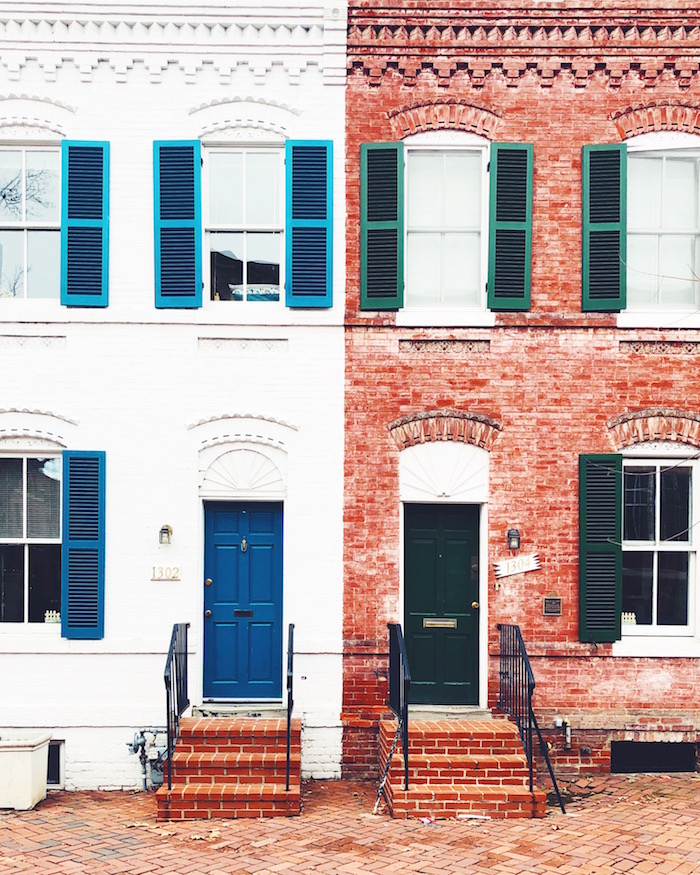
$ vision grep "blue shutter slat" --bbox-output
[61,141,109,307]
[285,141,332,308]
[154,141,202,308]
[62,451,105,640]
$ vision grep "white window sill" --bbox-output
[612,635,700,658]
[617,310,700,329]
[396,308,496,328]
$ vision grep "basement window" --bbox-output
[47,740,64,787]
[610,741,697,773]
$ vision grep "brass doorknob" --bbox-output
[472,601,480,609]
[205,610,212,618]
[205,578,212,587]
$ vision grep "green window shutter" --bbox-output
[61,451,106,640]
[579,454,622,643]
[61,141,109,307]
[582,144,627,312]
[285,140,332,308]
[154,141,202,308]
[360,143,403,310]
[487,142,533,311]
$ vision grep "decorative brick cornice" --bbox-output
[388,409,502,451]
[389,100,500,138]
[608,408,700,449]
[613,101,700,138]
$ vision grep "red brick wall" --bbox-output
[342,1,700,777]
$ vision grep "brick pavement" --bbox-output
[0,775,699,874]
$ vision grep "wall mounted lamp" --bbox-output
[159,524,173,545]
[507,528,521,551]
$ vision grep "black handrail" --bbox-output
[387,622,411,790]
[164,622,190,791]
[497,623,565,814]
[285,623,295,792]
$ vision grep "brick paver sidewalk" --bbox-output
[1,775,699,874]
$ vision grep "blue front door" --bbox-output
[203,502,283,699]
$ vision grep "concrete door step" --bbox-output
[193,703,287,719]
[407,705,493,721]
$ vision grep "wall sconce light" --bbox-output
[159,524,173,545]
[507,528,521,551]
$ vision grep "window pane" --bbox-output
[444,151,481,229]
[660,466,690,542]
[624,466,655,541]
[657,235,697,308]
[246,233,280,301]
[25,151,60,222]
[406,232,441,305]
[0,230,25,297]
[27,458,61,539]
[0,544,23,622]
[628,156,662,230]
[0,458,23,538]
[28,544,61,623]
[27,230,60,299]
[407,153,443,229]
[663,156,697,229]
[627,234,658,307]
[210,232,243,300]
[657,552,689,626]
[444,232,480,305]
[0,151,22,222]
[209,152,243,226]
[246,153,280,226]
[622,552,653,625]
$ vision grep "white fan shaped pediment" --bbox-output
[201,448,285,499]
[399,441,489,503]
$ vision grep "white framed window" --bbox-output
[205,148,284,304]
[621,452,697,638]
[0,456,61,623]
[0,147,61,299]
[399,132,491,325]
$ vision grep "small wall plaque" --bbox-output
[543,597,562,617]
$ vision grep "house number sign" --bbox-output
[151,566,181,581]
[493,553,540,579]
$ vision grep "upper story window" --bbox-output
[582,133,700,320]
[207,149,284,303]
[0,148,61,299]
[360,133,533,321]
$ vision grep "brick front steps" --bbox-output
[155,717,301,821]
[379,718,547,819]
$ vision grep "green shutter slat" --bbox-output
[488,143,532,311]
[360,143,403,310]
[579,454,622,643]
[61,451,105,640]
[582,144,626,312]
[154,141,202,308]
[285,141,332,307]
[61,142,109,307]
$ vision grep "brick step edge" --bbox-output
[156,783,301,821]
[178,717,301,741]
[384,784,547,820]
[171,751,301,767]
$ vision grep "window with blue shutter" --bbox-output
[61,141,109,307]
[61,451,105,640]
[488,143,533,311]
[285,141,332,308]
[154,141,202,308]
[579,454,622,643]
[582,144,627,312]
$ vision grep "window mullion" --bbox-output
[23,459,28,622]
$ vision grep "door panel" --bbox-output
[405,503,479,704]
[204,501,283,699]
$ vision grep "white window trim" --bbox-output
[618,130,700,328]
[202,144,285,311]
[397,131,495,328]
[613,442,700,657]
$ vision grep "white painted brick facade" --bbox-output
[0,1,347,789]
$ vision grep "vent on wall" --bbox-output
[611,741,697,774]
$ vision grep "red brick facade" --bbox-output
[343,0,700,778]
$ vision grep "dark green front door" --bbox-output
[404,503,480,704]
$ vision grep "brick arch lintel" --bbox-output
[607,408,700,450]
[388,409,503,451]
[612,102,700,140]
[389,101,501,140]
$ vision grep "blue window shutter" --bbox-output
[61,451,106,640]
[285,141,332,307]
[60,141,109,307]
[154,141,202,308]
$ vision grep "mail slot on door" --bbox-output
[423,617,457,628]
[234,609,254,617]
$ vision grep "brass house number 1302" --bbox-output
[151,566,181,581]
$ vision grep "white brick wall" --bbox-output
[0,1,346,787]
